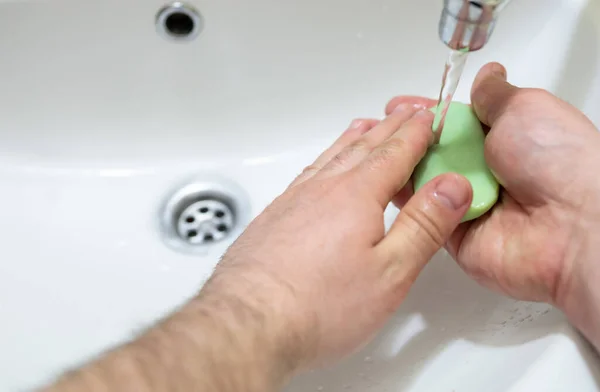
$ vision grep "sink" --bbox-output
[1,0,600,390]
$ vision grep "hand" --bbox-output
[387,63,600,348]
[46,110,472,392]
[202,108,472,373]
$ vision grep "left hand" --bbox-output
[42,106,472,392]
[200,106,472,374]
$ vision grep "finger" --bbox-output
[447,197,495,260]
[289,118,379,188]
[446,221,473,259]
[316,105,420,178]
[392,181,414,209]
[385,96,437,116]
[386,96,495,138]
[377,173,472,273]
[471,62,518,126]
[353,109,434,206]
[313,119,380,168]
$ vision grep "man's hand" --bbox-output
[45,106,472,392]
[387,62,600,350]
[206,107,472,369]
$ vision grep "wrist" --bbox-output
[556,196,600,350]
[558,249,600,350]
[188,266,316,385]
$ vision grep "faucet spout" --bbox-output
[439,0,512,52]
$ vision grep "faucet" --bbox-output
[439,0,512,52]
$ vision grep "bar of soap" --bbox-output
[413,102,499,222]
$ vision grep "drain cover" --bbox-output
[177,199,234,245]
[159,178,250,254]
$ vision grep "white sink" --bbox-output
[1,0,600,390]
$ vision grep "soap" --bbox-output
[413,102,499,222]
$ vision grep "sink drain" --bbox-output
[156,2,203,41]
[178,199,234,245]
[159,178,250,254]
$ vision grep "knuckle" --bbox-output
[289,165,320,187]
[368,138,408,168]
[328,140,370,169]
[401,206,446,249]
[382,137,408,154]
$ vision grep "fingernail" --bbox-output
[349,119,364,130]
[491,63,507,80]
[414,109,433,118]
[434,175,471,210]
[393,103,411,113]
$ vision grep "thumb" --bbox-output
[471,62,518,127]
[377,173,472,273]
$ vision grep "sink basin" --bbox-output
[1,0,600,390]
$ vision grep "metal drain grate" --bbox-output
[159,177,250,254]
[177,199,234,245]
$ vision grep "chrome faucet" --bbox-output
[439,0,512,52]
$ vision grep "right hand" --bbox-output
[386,62,600,347]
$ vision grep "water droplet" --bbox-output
[317,387,324,392]
[364,356,372,362]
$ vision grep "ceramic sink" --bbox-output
[1,0,600,390]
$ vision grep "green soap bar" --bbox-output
[413,102,499,222]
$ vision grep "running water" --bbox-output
[432,50,469,144]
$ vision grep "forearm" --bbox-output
[44,273,297,392]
